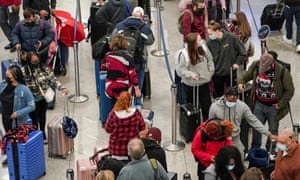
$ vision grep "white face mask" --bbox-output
[226,164,235,171]
[226,101,236,108]
[276,142,287,152]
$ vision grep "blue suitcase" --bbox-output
[99,71,111,126]
[1,59,20,80]
[6,130,46,180]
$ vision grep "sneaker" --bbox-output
[4,43,12,50]
[296,44,300,53]
[9,47,16,53]
[2,158,7,166]
[269,153,276,161]
[283,35,293,44]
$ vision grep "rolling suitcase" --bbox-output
[142,66,151,99]
[99,71,111,125]
[179,85,201,143]
[76,159,97,180]
[260,2,285,31]
[6,130,46,180]
[47,97,74,158]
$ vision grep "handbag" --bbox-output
[42,87,55,103]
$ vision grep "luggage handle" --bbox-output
[64,95,70,117]
[192,82,199,109]
[273,0,285,17]
[230,67,246,101]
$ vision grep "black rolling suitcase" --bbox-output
[179,85,201,143]
[260,2,285,31]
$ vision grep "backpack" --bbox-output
[149,158,158,180]
[92,34,110,61]
[116,24,145,64]
[177,9,194,34]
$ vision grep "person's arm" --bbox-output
[233,36,247,66]
[191,130,215,165]
[11,22,21,47]
[243,103,270,136]
[136,110,146,131]
[175,50,194,79]
[40,21,55,48]
[277,69,294,109]
[182,10,193,42]
[95,5,109,25]
[237,61,258,89]
[14,86,36,118]
[104,111,115,133]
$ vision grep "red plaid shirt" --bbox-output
[105,109,145,156]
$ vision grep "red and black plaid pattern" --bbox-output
[105,109,145,156]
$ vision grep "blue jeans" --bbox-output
[284,5,300,45]
[252,101,278,152]
[0,6,19,41]
[134,63,145,107]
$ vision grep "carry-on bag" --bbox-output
[1,50,21,80]
[99,71,111,125]
[179,85,202,143]
[91,145,110,163]
[142,60,151,99]
[76,159,97,180]
[47,96,74,158]
[260,2,285,31]
[6,130,46,180]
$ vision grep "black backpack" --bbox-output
[116,24,145,64]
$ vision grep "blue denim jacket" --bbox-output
[0,81,36,128]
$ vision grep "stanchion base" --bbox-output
[163,140,185,152]
[68,94,89,103]
[151,49,168,57]
[152,6,165,11]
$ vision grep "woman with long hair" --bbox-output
[175,32,214,120]
[0,65,36,165]
[101,34,141,111]
[105,91,145,162]
[203,145,245,180]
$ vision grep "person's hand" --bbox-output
[15,44,21,50]
[238,84,245,91]
[10,112,17,119]
[211,156,215,162]
[272,104,280,110]
[222,7,226,12]
[270,170,275,180]
[139,129,148,138]
[232,64,239,70]
[134,86,141,97]
[12,5,19,12]
[268,134,277,141]
[34,40,42,50]
[51,9,56,16]
[61,88,69,95]
[39,10,49,17]
[191,73,198,80]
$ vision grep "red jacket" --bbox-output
[182,5,206,42]
[0,0,20,6]
[191,129,232,167]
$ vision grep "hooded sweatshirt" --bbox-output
[208,96,270,141]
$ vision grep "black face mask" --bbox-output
[5,76,12,85]
[29,62,40,69]
[232,20,238,26]
[25,22,35,26]
[196,8,204,15]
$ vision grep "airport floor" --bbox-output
[0,0,300,179]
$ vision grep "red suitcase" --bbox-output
[76,159,97,180]
[47,116,74,158]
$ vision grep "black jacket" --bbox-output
[23,0,56,19]
[141,138,168,172]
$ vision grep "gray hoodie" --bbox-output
[175,44,215,86]
[209,96,270,142]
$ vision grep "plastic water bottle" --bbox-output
[27,118,32,125]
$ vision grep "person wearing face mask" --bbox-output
[0,65,35,166]
[238,52,294,155]
[175,32,214,121]
[270,128,300,180]
[209,87,276,154]
[20,51,69,143]
[203,145,245,180]
[207,20,247,98]
[181,0,208,43]
[11,8,54,65]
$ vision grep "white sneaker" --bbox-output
[283,35,293,44]
[296,44,300,53]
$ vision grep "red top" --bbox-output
[105,109,145,156]
[182,5,206,42]
[191,129,232,167]
[0,0,20,6]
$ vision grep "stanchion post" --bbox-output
[151,0,168,57]
[68,41,89,103]
[163,83,185,152]
[236,0,240,12]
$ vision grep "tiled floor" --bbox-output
[0,0,299,179]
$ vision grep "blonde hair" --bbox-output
[240,167,264,180]
[96,170,115,180]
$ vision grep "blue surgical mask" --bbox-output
[226,101,236,108]
[276,142,287,152]
[226,164,235,171]
[209,35,217,40]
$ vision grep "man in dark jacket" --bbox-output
[238,52,294,153]
[0,0,20,52]
[11,8,54,65]
[141,127,168,172]
[23,0,56,20]
[207,20,246,98]
[113,6,154,107]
